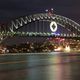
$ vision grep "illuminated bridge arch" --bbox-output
[7,13,80,37]
[0,12,80,44]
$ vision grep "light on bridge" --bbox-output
[50,21,58,33]
[51,33,60,36]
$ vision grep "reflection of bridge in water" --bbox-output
[0,10,80,43]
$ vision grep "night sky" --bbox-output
[0,0,80,24]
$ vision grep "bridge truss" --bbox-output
[0,12,80,43]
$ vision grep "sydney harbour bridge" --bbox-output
[0,10,80,44]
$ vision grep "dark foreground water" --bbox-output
[0,52,80,80]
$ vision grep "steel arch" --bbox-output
[7,13,80,35]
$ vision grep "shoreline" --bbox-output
[0,52,80,56]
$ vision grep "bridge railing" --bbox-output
[0,31,80,37]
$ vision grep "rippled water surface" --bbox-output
[0,53,80,80]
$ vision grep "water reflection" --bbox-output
[0,53,80,80]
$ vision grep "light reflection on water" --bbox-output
[0,53,80,80]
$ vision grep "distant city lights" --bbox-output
[64,45,71,52]
[54,46,63,52]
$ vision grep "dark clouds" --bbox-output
[0,0,80,23]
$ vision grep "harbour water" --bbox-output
[0,52,80,80]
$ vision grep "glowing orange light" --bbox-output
[64,45,70,52]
